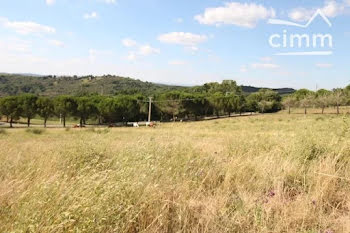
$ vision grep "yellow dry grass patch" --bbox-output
[0,113,350,232]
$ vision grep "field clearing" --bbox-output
[1,113,350,232]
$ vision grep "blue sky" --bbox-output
[0,0,349,89]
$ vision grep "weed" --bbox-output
[25,128,45,135]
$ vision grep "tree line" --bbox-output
[0,81,283,127]
[282,86,350,115]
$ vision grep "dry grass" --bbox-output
[1,113,350,232]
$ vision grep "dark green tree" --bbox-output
[208,92,225,117]
[116,95,139,123]
[54,96,76,127]
[0,96,22,128]
[36,97,54,128]
[245,89,281,113]
[181,93,207,120]
[74,97,97,126]
[157,92,183,121]
[98,97,119,124]
[19,94,38,127]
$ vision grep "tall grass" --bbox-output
[0,113,350,232]
[25,128,45,135]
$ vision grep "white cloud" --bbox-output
[168,60,186,65]
[138,45,160,56]
[0,17,55,35]
[46,0,55,6]
[316,63,333,68]
[84,12,98,19]
[158,32,207,46]
[95,0,116,4]
[48,39,64,47]
[289,0,346,22]
[126,45,160,60]
[122,38,137,47]
[103,0,116,4]
[321,0,344,17]
[251,63,279,69]
[194,2,275,28]
[123,39,160,61]
[288,8,314,22]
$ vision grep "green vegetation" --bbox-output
[282,86,350,114]
[1,75,350,232]
[0,113,349,232]
[0,74,185,96]
[0,81,283,127]
[2,76,350,128]
[0,73,294,96]
[2,78,350,128]
[36,97,55,128]
[0,96,22,127]
[25,128,45,135]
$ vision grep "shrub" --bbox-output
[25,128,45,135]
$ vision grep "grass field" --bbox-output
[1,113,350,232]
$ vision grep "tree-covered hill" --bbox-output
[0,73,295,96]
[0,74,186,96]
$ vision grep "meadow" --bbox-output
[1,112,350,233]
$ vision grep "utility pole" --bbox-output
[148,97,153,123]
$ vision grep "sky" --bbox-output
[0,0,349,90]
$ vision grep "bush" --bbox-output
[87,128,110,134]
[25,128,45,135]
[96,128,110,134]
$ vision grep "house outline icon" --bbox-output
[268,9,332,28]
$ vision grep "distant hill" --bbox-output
[0,74,186,96]
[241,86,295,95]
[0,74,295,96]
